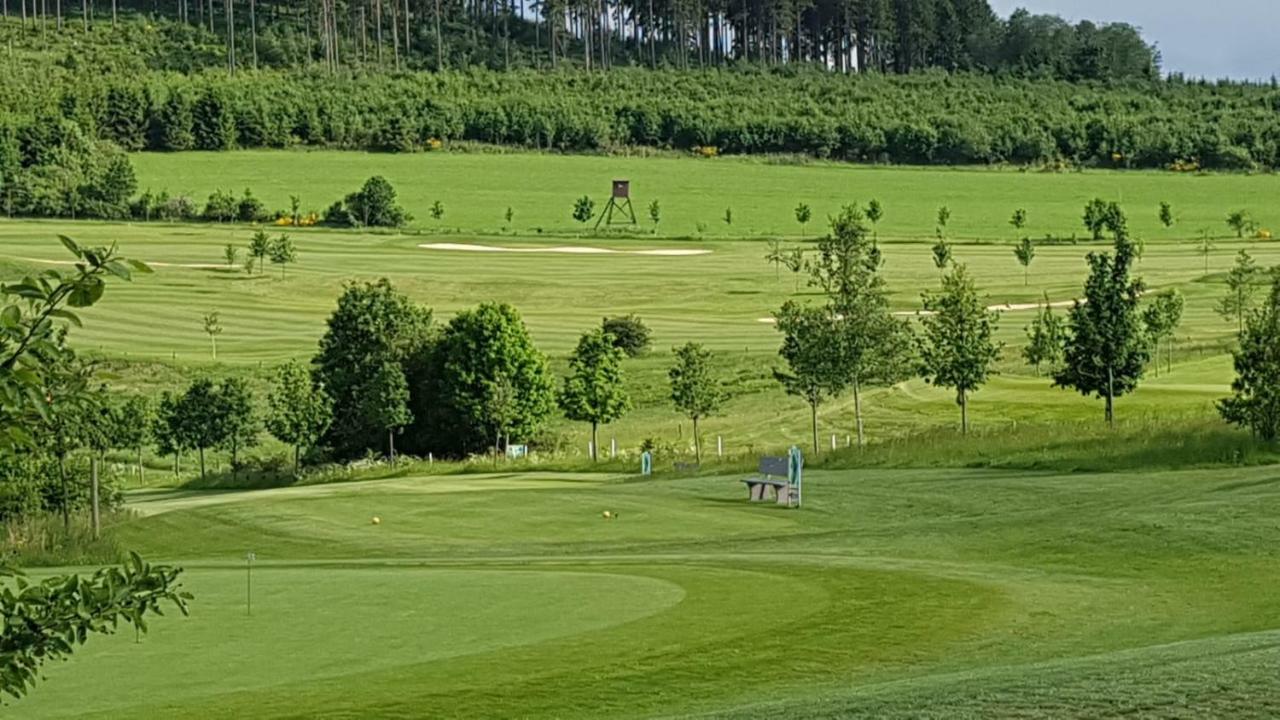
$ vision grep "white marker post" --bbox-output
[717,436,723,458]
[246,551,256,617]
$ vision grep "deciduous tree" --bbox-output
[266,361,332,473]
[773,301,842,454]
[668,342,722,464]
[560,329,631,461]
[1013,237,1035,286]
[1219,270,1280,441]
[313,279,432,459]
[268,234,297,279]
[808,205,914,446]
[919,265,1002,434]
[362,361,412,460]
[1023,295,1064,376]
[1218,250,1261,334]
[1054,237,1148,426]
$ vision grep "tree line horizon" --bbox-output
[3,0,1157,80]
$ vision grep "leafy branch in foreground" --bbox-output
[0,237,150,449]
[0,553,190,700]
[0,238,187,701]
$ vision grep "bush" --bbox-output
[602,315,652,357]
[322,199,355,227]
[203,189,239,222]
[332,176,408,227]
[158,192,198,221]
[237,188,266,222]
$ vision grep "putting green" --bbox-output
[18,566,684,719]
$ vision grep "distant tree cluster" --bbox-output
[0,120,135,219]
[6,67,1280,170]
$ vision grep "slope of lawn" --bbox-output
[130,150,1280,240]
[17,465,1280,718]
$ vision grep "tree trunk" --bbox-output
[294,444,301,474]
[375,0,383,63]
[225,0,235,70]
[199,446,207,479]
[57,451,69,530]
[959,389,968,435]
[137,446,144,483]
[249,0,257,68]
[433,0,442,69]
[91,457,100,539]
[1105,366,1115,427]
[388,429,396,461]
[853,378,865,447]
[591,421,599,461]
[810,399,819,455]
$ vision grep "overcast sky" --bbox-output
[988,1,1280,80]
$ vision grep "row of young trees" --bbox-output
[6,68,1280,170]
[772,203,1280,449]
[1,0,1156,78]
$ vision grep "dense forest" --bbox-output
[0,0,1157,78]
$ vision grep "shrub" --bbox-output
[602,315,652,357]
[322,200,355,227]
[335,176,408,227]
[202,189,239,222]
[237,188,266,222]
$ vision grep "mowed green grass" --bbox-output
[5,151,1280,451]
[131,150,1280,240]
[18,467,1280,718]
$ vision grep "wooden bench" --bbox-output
[742,457,791,503]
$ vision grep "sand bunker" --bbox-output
[419,243,711,257]
[756,299,1081,323]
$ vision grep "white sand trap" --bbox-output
[756,299,1082,323]
[419,243,711,257]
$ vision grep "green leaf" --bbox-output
[102,261,131,281]
[67,279,105,308]
[57,235,82,258]
[48,309,83,328]
[127,259,154,274]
